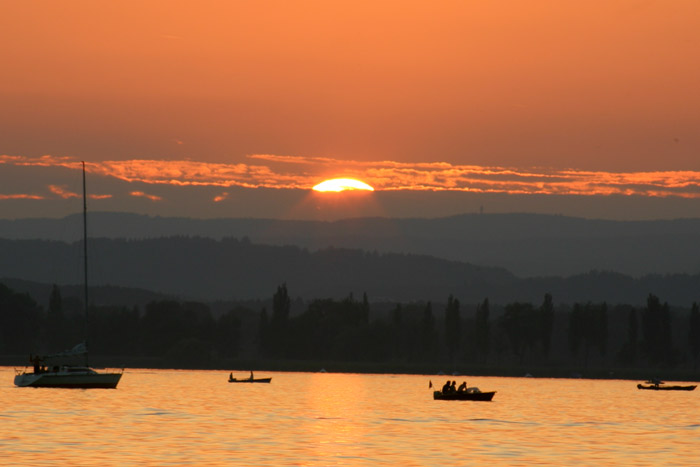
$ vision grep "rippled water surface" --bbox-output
[2,368,698,465]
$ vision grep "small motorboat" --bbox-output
[637,382,696,391]
[15,363,122,389]
[228,372,271,383]
[433,388,496,401]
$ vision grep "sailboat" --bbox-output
[14,162,123,389]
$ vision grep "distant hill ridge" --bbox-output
[2,212,700,277]
[1,234,700,306]
[0,236,514,303]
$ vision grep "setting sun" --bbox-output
[312,178,374,192]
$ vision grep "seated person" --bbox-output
[441,380,451,393]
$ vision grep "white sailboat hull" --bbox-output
[14,368,122,389]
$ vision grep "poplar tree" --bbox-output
[642,294,674,365]
[47,284,64,349]
[689,302,700,369]
[444,295,461,363]
[626,307,638,365]
[539,293,554,358]
[421,301,436,359]
[475,298,490,362]
[269,283,291,356]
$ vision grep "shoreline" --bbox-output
[3,355,699,382]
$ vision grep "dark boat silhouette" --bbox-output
[229,377,272,383]
[433,389,496,401]
[637,381,696,391]
[228,372,271,383]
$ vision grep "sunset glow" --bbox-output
[2,1,700,220]
[2,154,700,200]
[313,178,375,192]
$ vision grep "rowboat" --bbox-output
[433,390,496,401]
[228,372,271,383]
[637,383,696,391]
[229,377,272,383]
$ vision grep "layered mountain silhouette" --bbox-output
[2,212,700,277]
[0,236,514,303]
[2,212,700,305]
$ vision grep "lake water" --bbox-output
[1,368,698,465]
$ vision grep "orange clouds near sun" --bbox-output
[3,154,700,200]
[130,191,162,201]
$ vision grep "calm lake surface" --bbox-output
[1,367,698,465]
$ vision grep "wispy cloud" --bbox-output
[130,191,162,202]
[3,154,700,199]
[0,194,44,200]
[213,192,229,202]
[48,181,111,200]
[49,185,80,199]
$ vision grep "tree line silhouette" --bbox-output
[2,281,700,373]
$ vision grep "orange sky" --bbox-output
[2,1,700,218]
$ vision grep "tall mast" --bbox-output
[82,161,89,367]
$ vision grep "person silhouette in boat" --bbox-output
[458,381,467,392]
[450,381,457,393]
[441,380,451,393]
[229,372,234,382]
[31,354,41,374]
[250,371,254,381]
